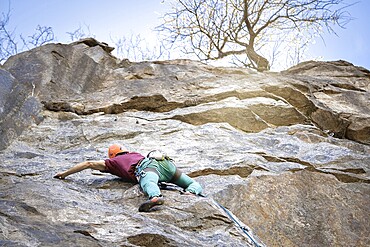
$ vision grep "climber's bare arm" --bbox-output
[54,160,106,179]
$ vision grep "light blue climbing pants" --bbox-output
[137,158,202,198]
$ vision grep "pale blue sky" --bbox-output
[1,0,369,70]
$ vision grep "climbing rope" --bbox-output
[159,183,265,247]
[212,199,265,247]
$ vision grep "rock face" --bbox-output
[0,38,369,246]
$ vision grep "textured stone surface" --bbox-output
[0,69,42,150]
[0,39,369,246]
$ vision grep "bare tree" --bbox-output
[0,10,18,62]
[67,24,94,41]
[158,0,354,71]
[0,6,54,63]
[20,25,54,49]
[110,33,170,61]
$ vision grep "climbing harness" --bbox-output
[135,150,183,182]
[134,158,158,181]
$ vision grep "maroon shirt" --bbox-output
[104,152,144,183]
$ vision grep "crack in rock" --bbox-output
[188,165,267,178]
[73,230,98,240]
[256,153,369,184]
[42,94,184,115]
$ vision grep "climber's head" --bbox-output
[108,144,129,158]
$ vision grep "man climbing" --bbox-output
[54,144,203,212]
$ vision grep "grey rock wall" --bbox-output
[0,38,369,246]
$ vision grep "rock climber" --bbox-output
[54,144,203,212]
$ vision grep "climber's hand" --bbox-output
[53,172,66,179]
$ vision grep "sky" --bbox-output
[1,0,369,70]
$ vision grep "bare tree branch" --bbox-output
[67,24,94,41]
[158,0,354,71]
[0,9,18,62]
[0,4,55,63]
[110,33,169,61]
[28,25,54,46]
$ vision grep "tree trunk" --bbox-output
[246,46,270,72]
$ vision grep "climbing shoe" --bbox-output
[138,196,164,212]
